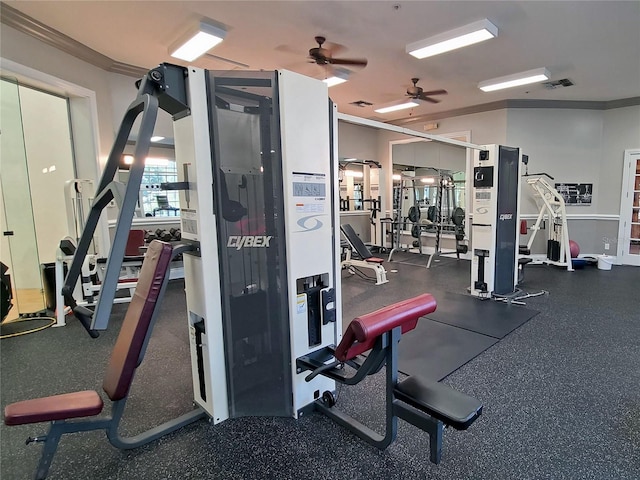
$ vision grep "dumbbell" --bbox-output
[155,229,173,242]
[145,230,157,243]
[169,228,181,241]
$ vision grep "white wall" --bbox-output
[505,106,640,255]
[506,108,604,214]
[601,106,640,212]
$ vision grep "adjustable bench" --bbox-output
[340,223,388,285]
[4,240,206,480]
[296,293,482,463]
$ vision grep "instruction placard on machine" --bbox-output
[292,172,326,213]
[181,208,198,237]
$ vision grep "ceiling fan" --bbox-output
[406,78,447,103]
[308,36,368,68]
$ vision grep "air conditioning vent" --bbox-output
[543,78,574,89]
[350,100,373,107]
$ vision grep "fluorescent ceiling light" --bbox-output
[150,136,165,142]
[407,19,497,59]
[374,101,419,114]
[323,68,349,87]
[170,21,227,62]
[392,174,402,181]
[478,68,550,92]
[421,177,435,184]
[323,76,348,87]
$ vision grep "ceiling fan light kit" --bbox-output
[478,67,550,92]
[406,18,498,59]
[170,20,227,62]
[374,101,420,114]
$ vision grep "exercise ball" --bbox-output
[569,240,580,258]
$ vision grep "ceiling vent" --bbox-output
[543,78,574,89]
[350,100,373,107]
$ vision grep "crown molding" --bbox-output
[0,2,147,78]
[390,97,640,126]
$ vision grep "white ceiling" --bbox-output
[5,1,640,123]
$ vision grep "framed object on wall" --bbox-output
[555,182,593,205]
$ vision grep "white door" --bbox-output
[617,149,640,266]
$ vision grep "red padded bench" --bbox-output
[3,241,205,480]
[297,292,482,463]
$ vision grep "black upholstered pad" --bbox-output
[394,375,482,430]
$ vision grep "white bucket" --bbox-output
[597,255,613,270]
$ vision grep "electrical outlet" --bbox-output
[604,243,610,250]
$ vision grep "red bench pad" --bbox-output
[4,390,103,426]
[103,241,173,401]
[365,257,384,264]
[335,293,437,362]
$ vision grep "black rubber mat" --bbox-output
[398,319,498,380]
[427,291,539,339]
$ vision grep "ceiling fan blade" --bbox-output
[323,41,347,56]
[420,89,448,96]
[418,94,441,103]
[329,57,368,67]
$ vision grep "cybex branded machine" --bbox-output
[174,68,342,420]
[470,144,521,298]
[62,65,342,420]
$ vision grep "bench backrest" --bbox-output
[335,293,437,362]
[102,240,173,401]
[341,224,373,260]
[124,229,146,257]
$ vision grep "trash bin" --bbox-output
[41,263,57,311]
[597,255,613,271]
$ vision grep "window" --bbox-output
[139,157,179,216]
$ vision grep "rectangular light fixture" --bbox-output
[150,136,165,142]
[323,76,348,87]
[478,67,550,92]
[407,19,498,59]
[323,68,349,87]
[170,21,227,62]
[374,101,419,114]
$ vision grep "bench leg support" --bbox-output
[34,424,62,480]
[393,401,445,464]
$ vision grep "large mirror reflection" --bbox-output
[389,138,469,261]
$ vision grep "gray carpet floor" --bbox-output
[1,257,639,479]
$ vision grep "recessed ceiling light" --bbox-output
[406,19,498,59]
